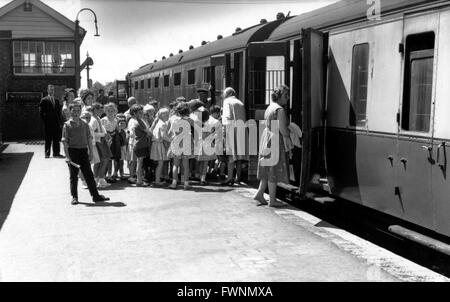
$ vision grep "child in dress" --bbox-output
[114,113,128,180]
[150,108,171,185]
[210,105,226,179]
[89,102,112,188]
[101,102,120,182]
[167,102,194,190]
[143,104,156,182]
[197,108,220,185]
[128,104,152,186]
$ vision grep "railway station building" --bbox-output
[0,0,85,142]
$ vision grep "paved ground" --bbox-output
[0,142,447,282]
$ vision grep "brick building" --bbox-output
[0,0,85,142]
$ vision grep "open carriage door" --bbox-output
[246,41,291,178]
[300,28,327,196]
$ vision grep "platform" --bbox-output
[0,142,447,282]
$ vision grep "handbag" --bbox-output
[94,117,113,159]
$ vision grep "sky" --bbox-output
[0,0,334,87]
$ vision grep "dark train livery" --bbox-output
[129,0,450,241]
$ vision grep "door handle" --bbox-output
[400,158,408,164]
[422,145,432,152]
[437,142,447,167]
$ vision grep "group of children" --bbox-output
[74,96,230,191]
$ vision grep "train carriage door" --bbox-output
[432,8,450,237]
[396,12,439,230]
[300,28,327,196]
[247,41,295,182]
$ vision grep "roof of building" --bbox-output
[269,0,449,41]
[0,0,86,40]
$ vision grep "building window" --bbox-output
[134,81,138,90]
[140,80,144,89]
[401,32,435,133]
[154,77,159,88]
[174,72,181,86]
[164,75,170,87]
[13,41,75,75]
[148,78,152,89]
[188,69,196,85]
[349,43,370,127]
[203,67,211,83]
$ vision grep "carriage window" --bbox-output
[350,43,370,127]
[134,81,138,90]
[174,72,181,86]
[148,78,151,88]
[203,67,211,83]
[140,80,144,89]
[164,75,170,87]
[401,32,435,133]
[188,69,196,85]
[154,77,159,88]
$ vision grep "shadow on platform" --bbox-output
[78,201,127,208]
[0,152,33,231]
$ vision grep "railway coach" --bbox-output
[127,14,287,108]
[128,0,450,242]
[251,0,450,240]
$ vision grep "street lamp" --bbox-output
[74,8,100,91]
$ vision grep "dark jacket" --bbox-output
[39,95,63,129]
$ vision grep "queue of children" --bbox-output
[61,86,252,205]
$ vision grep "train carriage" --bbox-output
[252,0,450,238]
[128,16,285,107]
[128,0,450,240]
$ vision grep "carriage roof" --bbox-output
[130,18,284,78]
[268,0,447,41]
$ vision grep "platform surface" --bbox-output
[0,142,447,282]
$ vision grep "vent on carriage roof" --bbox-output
[154,60,157,63]
[179,49,183,53]
[235,27,242,33]
[217,35,223,40]
[260,19,267,24]
[276,12,285,20]
[169,53,173,57]
[162,56,166,60]
[189,45,194,50]
[201,41,207,45]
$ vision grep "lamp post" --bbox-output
[74,8,100,91]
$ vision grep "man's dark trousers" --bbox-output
[45,126,61,157]
[68,148,101,200]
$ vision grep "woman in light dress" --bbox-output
[254,85,292,208]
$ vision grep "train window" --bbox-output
[174,72,181,86]
[401,32,435,133]
[134,81,138,90]
[148,78,151,89]
[140,80,144,89]
[154,77,159,88]
[164,75,170,87]
[188,69,196,85]
[203,67,211,83]
[349,43,370,127]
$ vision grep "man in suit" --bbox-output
[39,84,64,158]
